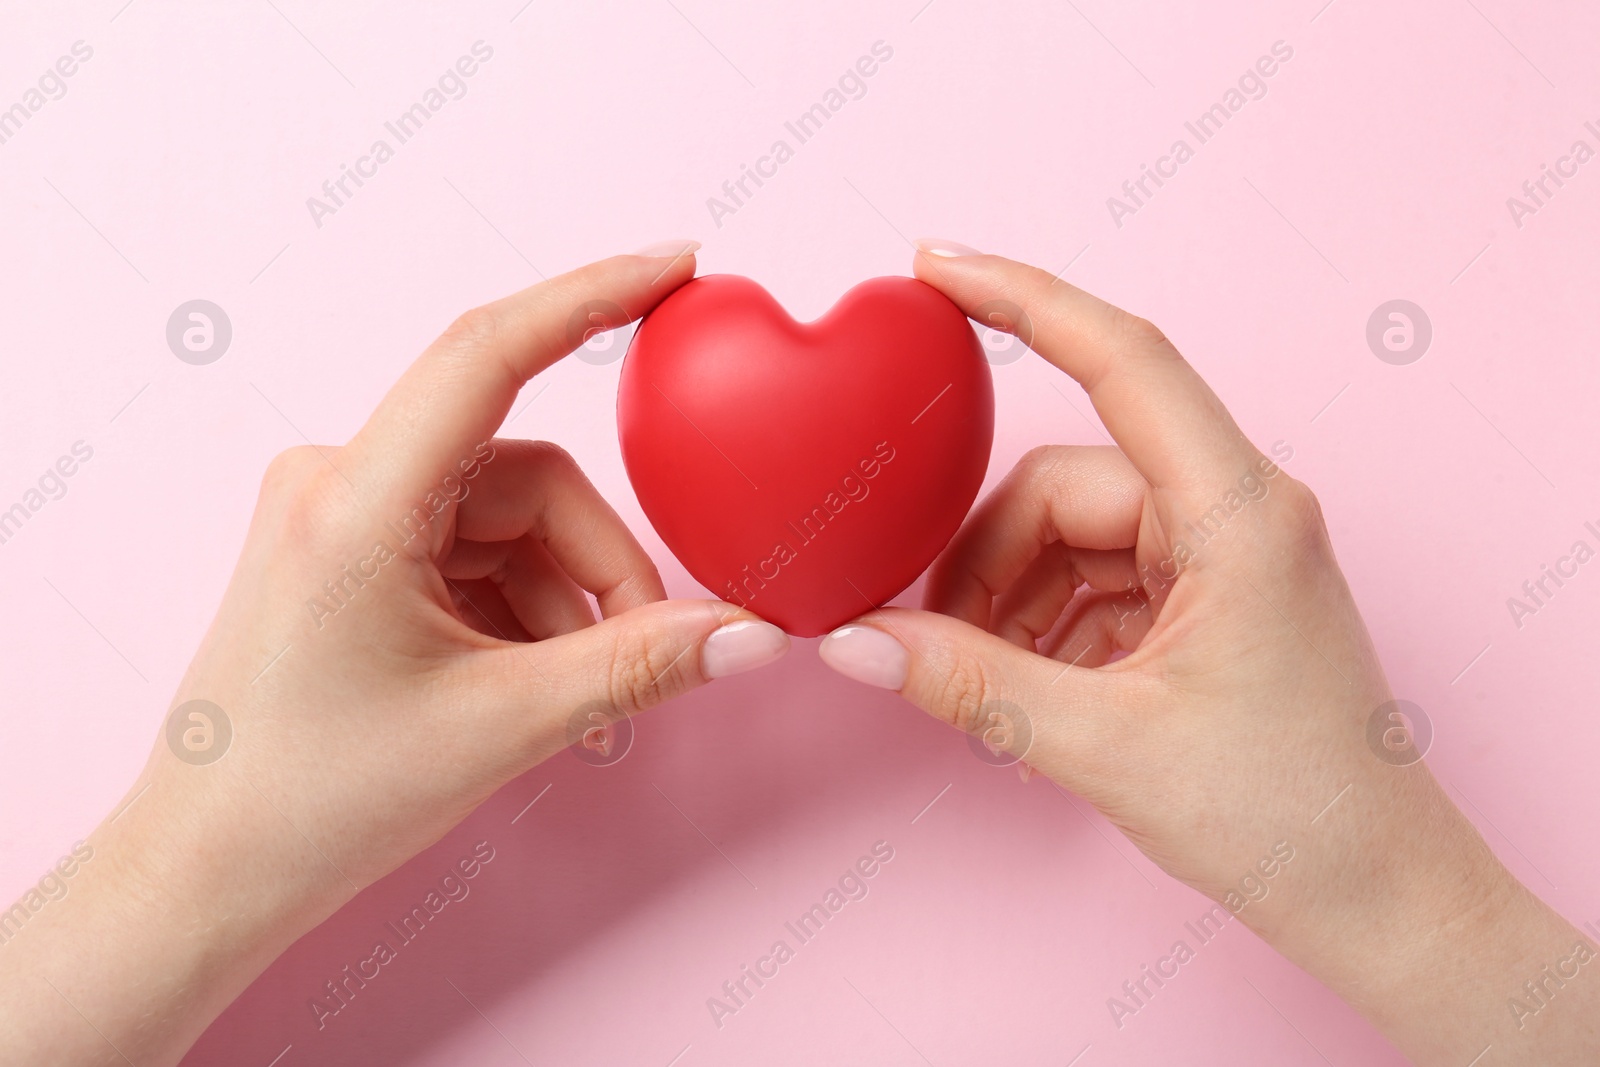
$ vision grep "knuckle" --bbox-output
[438,304,501,353]
[608,562,664,610]
[255,446,366,556]
[272,469,350,556]
[1016,445,1075,494]
[1017,444,1063,478]
[523,439,580,474]
[1110,306,1175,355]
[928,652,1000,735]
[259,446,321,496]
[1274,479,1329,547]
[604,626,684,715]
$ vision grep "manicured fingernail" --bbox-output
[634,239,701,258]
[818,625,909,690]
[701,619,789,679]
[914,238,982,258]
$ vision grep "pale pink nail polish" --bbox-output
[818,625,909,690]
[914,238,983,258]
[701,620,789,679]
[634,239,702,258]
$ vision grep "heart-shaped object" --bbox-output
[618,275,994,637]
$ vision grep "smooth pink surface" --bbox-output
[2,2,1598,1064]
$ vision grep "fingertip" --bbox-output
[910,243,1034,321]
[621,241,700,296]
[913,238,984,259]
[818,623,909,690]
[701,617,789,679]
[632,239,701,259]
[911,244,981,291]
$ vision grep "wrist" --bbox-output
[0,769,357,1067]
[104,765,358,965]
[1244,766,1593,1063]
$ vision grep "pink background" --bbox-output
[4,1,1599,1063]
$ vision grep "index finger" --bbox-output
[346,247,699,502]
[911,243,1258,492]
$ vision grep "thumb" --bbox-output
[525,596,788,722]
[818,607,1119,780]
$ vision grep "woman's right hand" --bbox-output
[818,244,1599,1064]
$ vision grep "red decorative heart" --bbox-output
[618,275,994,637]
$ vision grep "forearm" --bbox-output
[0,781,350,1066]
[1255,773,1599,1064]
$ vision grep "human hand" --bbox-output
[818,244,1598,1064]
[0,249,791,1066]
